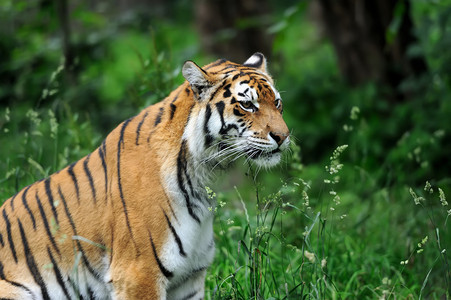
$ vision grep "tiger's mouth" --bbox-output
[245,147,280,159]
[215,141,283,167]
[245,146,283,168]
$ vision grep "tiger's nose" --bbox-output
[269,131,289,146]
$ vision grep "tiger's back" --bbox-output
[0,53,290,299]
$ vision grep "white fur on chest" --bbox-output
[161,205,215,291]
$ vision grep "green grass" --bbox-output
[203,142,450,299]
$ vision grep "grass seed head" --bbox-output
[438,188,447,206]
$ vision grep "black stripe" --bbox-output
[0,261,5,279]
[166,199,178,223]
[57,186,77,234]
[67,162,80,203]
[135,111,149,145]
[35,192,61,256]
[57,187,102,280]
[109,224,114,268]
[210,65,235,74]
[154,107,164,126]
[240,71,266,78]
[215,101,226,130]
[87,286,95,300]
[211,64,237,74]
[180,291,198,300]
[216,100,239,135]
[0,232,3,247]
[170,266,208,290]
[148,231,173,278]
[169,91,181,120]
[170,103,177,120]
[21,185,36,230]
[117,118,136,246]
[44,178,59,224]
[233,107,245,117]
[102,139,107,157]
[222,83,232,98]
[47,247,71,298]
[183,163,201,201]
[184,104,195,130]
[191,265,208,276]
[2,210,17,263]
[163,209,186,257]
[98,144,108,196]
[180,133,202,201]
[83,154,97,204]
[176,141,200,223]
[0,261,35,299]
[221,70,237,76]
[17,219,51,300]
[262,83,272,91]
[196,85,207,96]
[9,193,18,211]
[208,80,227,102]
[204,104,213,149]
[220,123,239,136]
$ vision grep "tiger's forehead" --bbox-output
[228,72,279,104]
[204,60,279,102]
[205,60,273,83]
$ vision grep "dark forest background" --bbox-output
[1,0,450,298]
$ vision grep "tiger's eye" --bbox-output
[240,101,253,109]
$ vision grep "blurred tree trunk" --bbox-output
[314,0,427,100]
[194,0,273,63]
[54,0,76,84]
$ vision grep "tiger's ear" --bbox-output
[243,52,267,73]
[182,61,212,99]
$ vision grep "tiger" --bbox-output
[0,52,290,299]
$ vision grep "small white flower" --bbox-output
[304,250,315,263]
[409,188,424,205]
[424,181,433,194]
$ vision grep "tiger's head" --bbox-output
[182,53,290,168]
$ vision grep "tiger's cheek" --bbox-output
[207,109,223,138]
[226,107,244,136]
[235,117,250,135]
